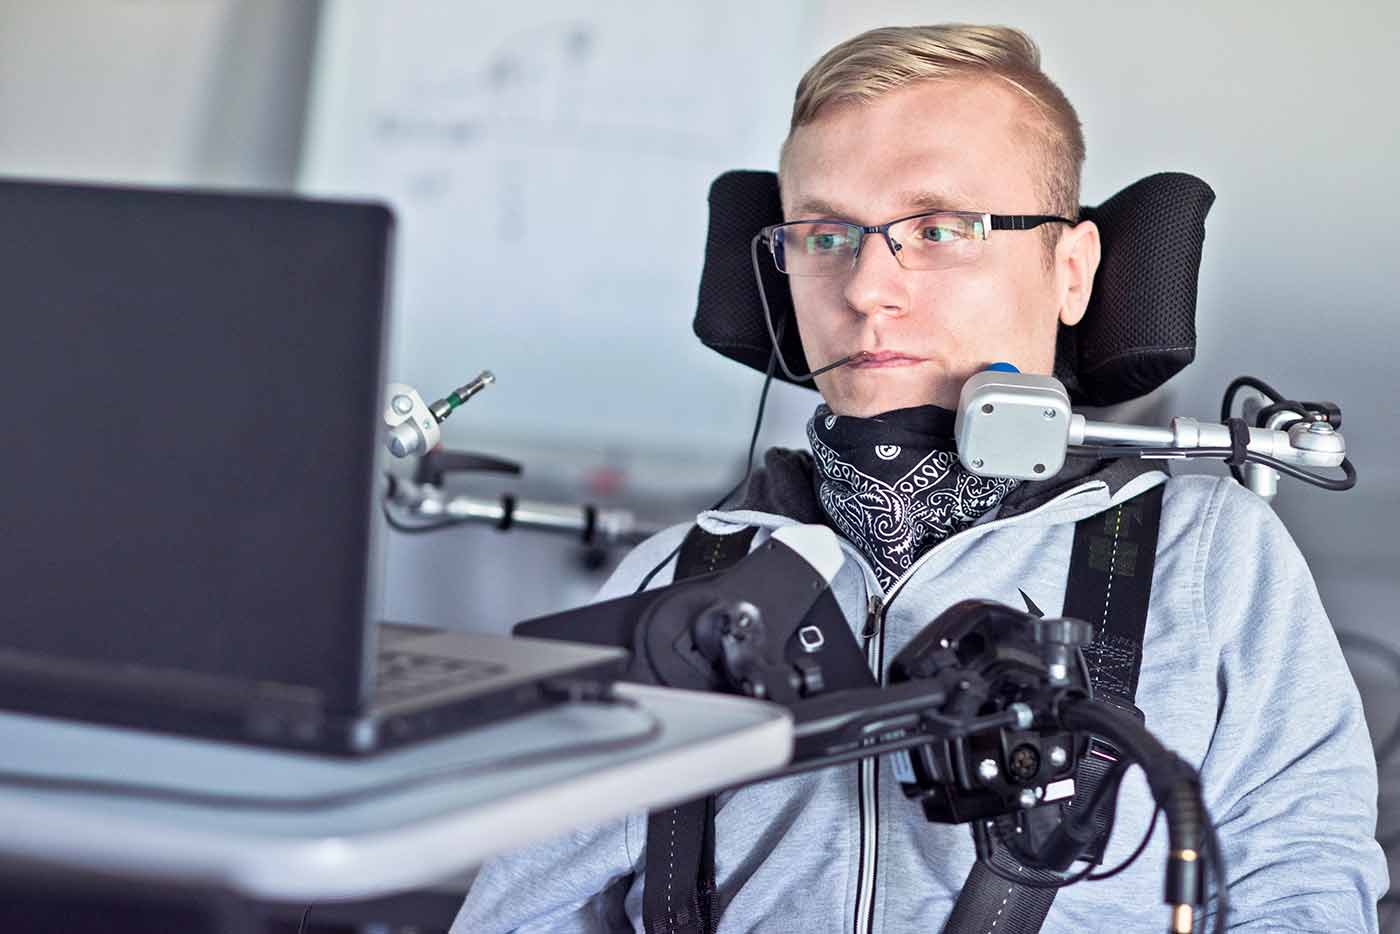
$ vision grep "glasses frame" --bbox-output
[760,209,1075,276]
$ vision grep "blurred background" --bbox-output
[2,0,1397,924]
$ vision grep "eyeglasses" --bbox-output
[760,210,1074,276]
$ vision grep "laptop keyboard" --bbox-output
[375,648,508,704]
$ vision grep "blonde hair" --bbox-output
[781,24,1085,243]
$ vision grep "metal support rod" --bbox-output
[385,476,662,547]
[1070,415,1175,447]
[1070,415,1344,468]
[1239,397,1295,502]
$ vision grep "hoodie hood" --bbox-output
[734,445,1161,525]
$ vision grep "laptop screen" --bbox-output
[0,179,393,713]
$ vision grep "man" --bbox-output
[453,24,1386,932]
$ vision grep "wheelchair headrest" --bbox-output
[693,170,1215,406]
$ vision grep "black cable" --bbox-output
[1215,378,1353,494]
[632,343,781,595]
[1202,805,1229,934]
[1068,444,1231,461]
[976,705,1211,899]
[725,343,780,512]
[1242,450,1355,491]
[1086,805,1161,881]
[296,903,313,934]
[387,299,785,551]
[977,758,1141,890]
[1220,376,1285,483]
[1253,402,1306,429]
[0,695,662,812]
[1057,699,1220,930]
[631,540,685,595]
[1065,445,1356,492]
[1219,376,1284,423]
[1238,401,1305,485]
[979,851,1099,889]
[748,233,857,383]
[1070,758,1133,836]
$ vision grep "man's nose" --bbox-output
[842,231,909,319]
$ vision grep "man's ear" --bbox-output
[1055,219,1101,327]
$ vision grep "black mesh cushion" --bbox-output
[693,170,1215,406]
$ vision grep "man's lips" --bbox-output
[847,350,927,368]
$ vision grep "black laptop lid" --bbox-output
[0,178,392,713]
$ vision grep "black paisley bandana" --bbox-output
[807,403,1019,591]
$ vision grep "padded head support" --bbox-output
[693,171,1215,406]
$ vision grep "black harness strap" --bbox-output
[643,796,718,934]
[942,483,1164,934]
[642,525,756,934]
[641,484,1165,934]
[939,854,1060,934]
[675,523,760,581]
[1066,483,1164,704]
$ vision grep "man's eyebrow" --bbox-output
[788,189,975,221]
[788,197,848,219]
[888,189,975,213]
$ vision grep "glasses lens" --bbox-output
[889,212,986,270]
[773,221,860,276]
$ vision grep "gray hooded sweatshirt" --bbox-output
[452,450,1388,933]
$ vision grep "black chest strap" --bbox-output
[642,525,755,934]
[941,483,1164,934]
[642,483,1165,934]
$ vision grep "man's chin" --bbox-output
[826,381,961,417]
[823,389,957,417]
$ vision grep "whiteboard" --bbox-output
[299,1,1400,641]
[300,0,817,485]
[299,0,1400,501]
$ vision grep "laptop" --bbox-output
[0,178,626,755]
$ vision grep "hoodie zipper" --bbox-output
[852,544,960,934]
[700,478,1124,934]
[853,593,883,934]
[844,479,1114,934]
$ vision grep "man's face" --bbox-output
[781,77,1089,416]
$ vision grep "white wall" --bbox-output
[0,0,317,188]
[295,0,1400,649]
